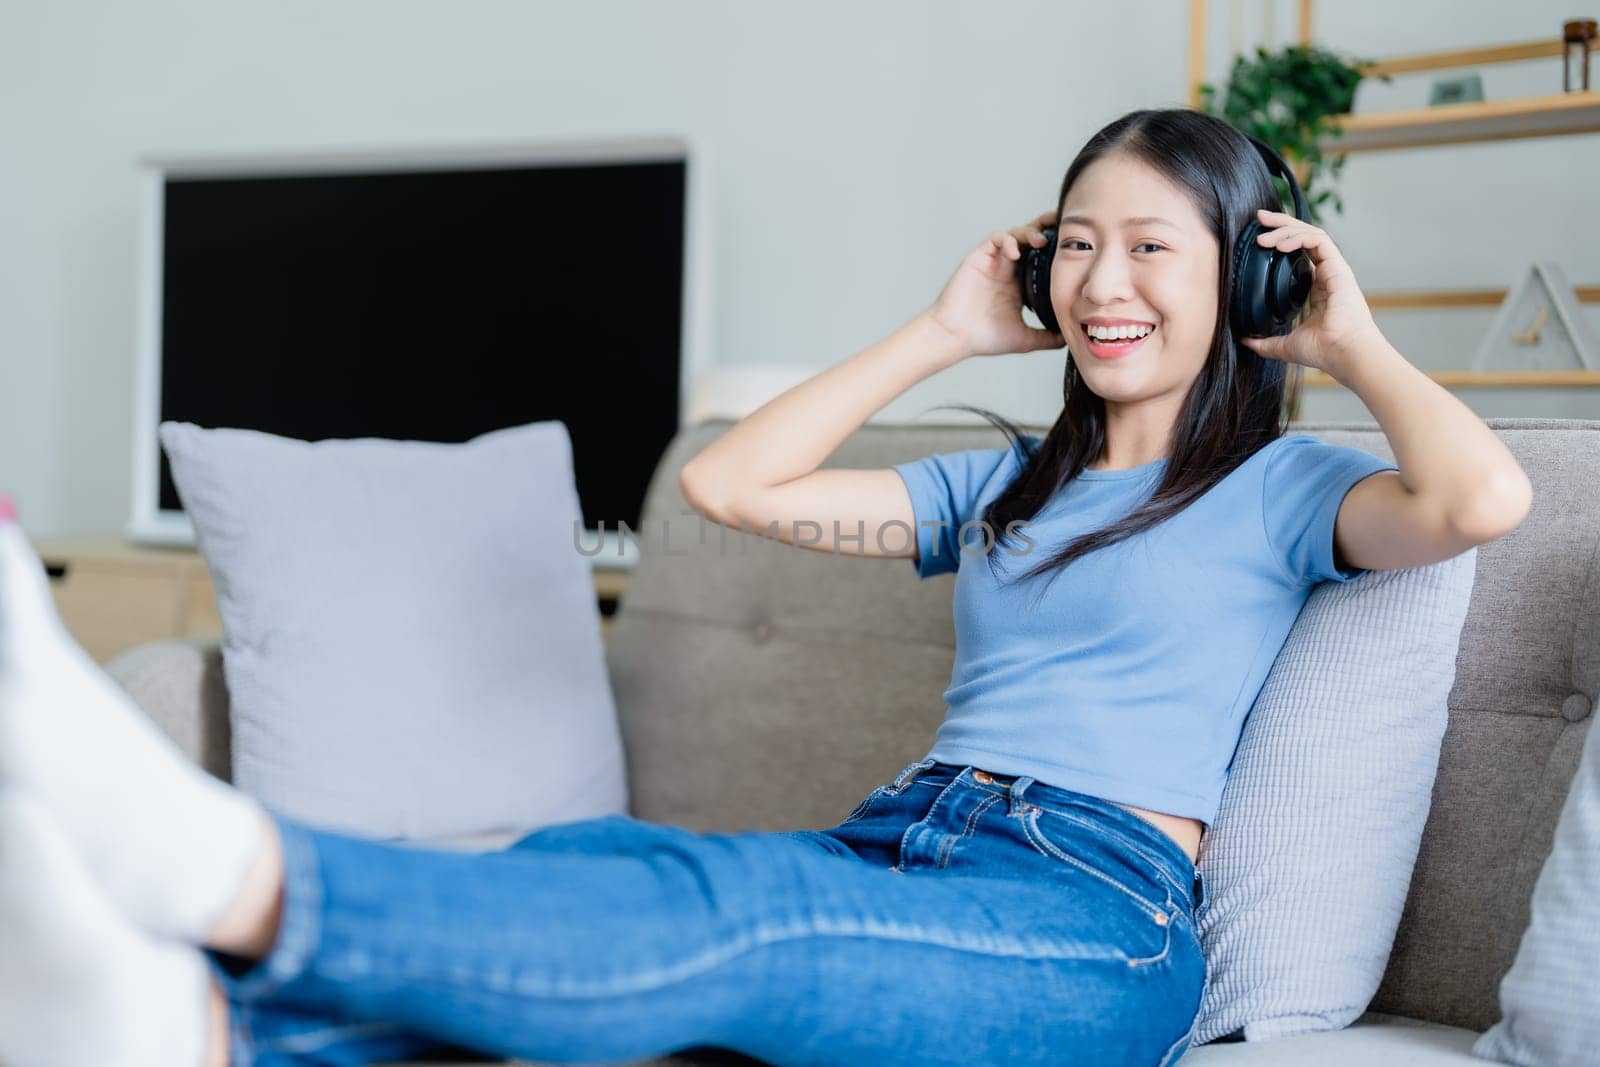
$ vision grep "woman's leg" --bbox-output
[205,780,1204,1067]
[2,513,1205,1066]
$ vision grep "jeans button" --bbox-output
[972,770,994,784]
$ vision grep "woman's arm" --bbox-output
[1332,328,1533,539]
[678,312,966,517]
[1240,208,1532,571]
[679,212,1063,557]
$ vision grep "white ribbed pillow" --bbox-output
[1193,549,1477,1044]
[159,419,627,842]
[1474,698,1600,1066]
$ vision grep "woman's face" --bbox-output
[1050,151,1221,408]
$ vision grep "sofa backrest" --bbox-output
[606,416,1600,1033]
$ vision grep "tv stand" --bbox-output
[32,535,629,665]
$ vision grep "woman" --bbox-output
[0,107,1529,1067]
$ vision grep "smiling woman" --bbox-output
[965,108,1299,580]
[0,81,1529,1065]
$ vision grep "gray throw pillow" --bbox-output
[1473,701,1600,1066]
[159,420,626,841]
[1193,548,1477,1044]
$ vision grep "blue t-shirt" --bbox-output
[892,432,1398,826]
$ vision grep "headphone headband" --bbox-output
[1242,133,1309,226]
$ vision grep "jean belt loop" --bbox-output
[893,757,937,791]
[1006,775,1037,816]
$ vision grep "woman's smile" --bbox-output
[1084,325,1156,360]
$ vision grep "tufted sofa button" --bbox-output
[751,621,775,644]
[1561,693,1592,723]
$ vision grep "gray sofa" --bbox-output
[107,416,1597,1066]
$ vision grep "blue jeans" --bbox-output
[208,759,1209,1066]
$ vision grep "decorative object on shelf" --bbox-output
[1198,43,1389,223]
[1565,18,1596,92]
[1470,262,1600,372]
[1427,73,1484,106]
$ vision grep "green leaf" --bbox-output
[1209,41,1369,225]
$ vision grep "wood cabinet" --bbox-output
[32,536,629,665]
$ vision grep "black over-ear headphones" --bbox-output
[1017,133,1314,341]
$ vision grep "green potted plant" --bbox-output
[1198,43,1390,223]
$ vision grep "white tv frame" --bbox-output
[128,136,716,571]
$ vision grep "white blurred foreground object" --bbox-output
[0,511,267,944]
[0,786,211,1067]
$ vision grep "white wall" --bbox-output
[2,0,1596,536]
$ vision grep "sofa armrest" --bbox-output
[104,638,232,782]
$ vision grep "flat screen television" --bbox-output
[129,137,712,569]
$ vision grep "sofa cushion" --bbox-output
[1472,697,1600,1066]
[159,419,626,841]
[1191,548,1477,1043]
[1184,1013,1483,1065]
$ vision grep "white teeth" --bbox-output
[1085,323,1154,341]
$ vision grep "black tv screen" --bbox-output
[151,151,686,538]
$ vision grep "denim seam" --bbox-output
[220,815,325,1002]
[897,774,965,864]
[839,786,890,825]
[312,911,1157,997]
[1034,806,1191,902]
[1018,808,1168,921]
[229,1004,257,1067]
[1158,970,1208,1066]
[1157,1014,1197,1067]
[943,779,1191,865]
[261,1020,414,1055]
[841,758,934,825]
[885,776,1196,913]
[962,781,1187,862]
[938,793,1002,869]
[891,757,936,791]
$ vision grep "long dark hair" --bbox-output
[937,107,1302,601]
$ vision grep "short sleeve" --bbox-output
[1261,434,1398,586]
[891,435,1038,579]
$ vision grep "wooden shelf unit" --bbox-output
[1186,1,1599,381]
[1320,89,1600,153]
[1316,37,1600,152]
[1304,369,1600,390]
[1368,286,1600,310]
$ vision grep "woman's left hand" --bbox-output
[1238,208,1379,376]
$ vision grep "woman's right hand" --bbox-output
[925,210,1066,359]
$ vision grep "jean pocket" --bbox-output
[1017,806,1172,921]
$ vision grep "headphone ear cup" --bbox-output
[1230,219,1267,338]
[1232,219,1314,340]
[1274,250,1314,323]
[1017,227,1060,333]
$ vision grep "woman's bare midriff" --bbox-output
[1112,802,1203,866]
